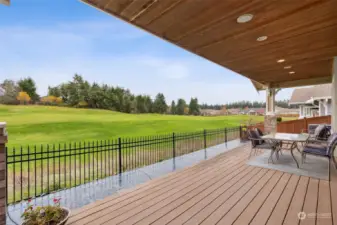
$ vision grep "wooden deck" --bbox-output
[67,144,337,225]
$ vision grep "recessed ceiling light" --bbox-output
[257,36,268,42]
[289,71,295,74]
[237,14,254,23]
[277,59,285,63]
[284,65,292,69]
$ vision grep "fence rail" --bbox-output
[6,126,241,204]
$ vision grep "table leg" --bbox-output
[290,142,299,168]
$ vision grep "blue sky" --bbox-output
[0,0,293,104]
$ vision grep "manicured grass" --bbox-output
[0,105,266,148]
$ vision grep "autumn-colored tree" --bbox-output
[17,92,31,104]
[41,95,63,105]
[55,97,63,104]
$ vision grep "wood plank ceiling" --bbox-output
[81,0,337,90]
[0,0,10,5]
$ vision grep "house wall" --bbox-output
[327,99,332,115]
[319,100,326,116]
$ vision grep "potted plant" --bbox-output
[21,198,70,225]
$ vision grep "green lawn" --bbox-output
[0,105,267,148]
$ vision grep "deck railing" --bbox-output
[6,127,241,205]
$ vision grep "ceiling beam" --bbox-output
[0,0,9,5]
[270,76,332,89]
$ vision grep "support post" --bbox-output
[332,57,337,158]
[0,122,7,225]
[264,88,277,134]
[332,57,337,133]
[266,88,276,113]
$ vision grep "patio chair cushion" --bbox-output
[312,125,330,140]
[255,128,263,136]
[254,128,264,144]
[314,125,325,136]
[317,126,330,140]
[303,144,328,156]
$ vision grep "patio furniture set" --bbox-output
[248,124,337,169]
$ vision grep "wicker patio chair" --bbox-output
[302,133,337,169]
[247,129,277,161]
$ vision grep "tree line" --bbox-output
[0,74,293,115]
[200,99,294,110]
[0,75,200,115]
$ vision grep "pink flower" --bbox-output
[53,198,61,204]
[27,198,32,203]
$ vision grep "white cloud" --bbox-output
[0,19,293,104]
[139,56,190,79]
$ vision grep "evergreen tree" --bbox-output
[170,100,176,114]
[152,93,167,113]
[48,86,61,97]
[189,98,200,115]
[176,98,186,115]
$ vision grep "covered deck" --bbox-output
[68,144,337,225]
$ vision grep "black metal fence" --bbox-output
[6,126,241,204]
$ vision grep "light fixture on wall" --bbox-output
[289,71,295,74]
[284,65,292,69]
[277,59,285,63]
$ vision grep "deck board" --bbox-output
[317,180,332,225]
[132,164,250,225]
[67,144,336,225]
[300,178,319,225]
[330,160,337,225]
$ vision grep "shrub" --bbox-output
[17,92,31,105]
[277,117,282,123]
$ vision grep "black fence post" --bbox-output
[172,132,176,171]
[225,128,227,143]
[118,137,122,175]
[172,132,176,159]
[239,126,242,140]
[204,129,207,149]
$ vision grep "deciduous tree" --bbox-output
[0,79,19,104]
[18,77,39,102]
[17,91,31,104]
